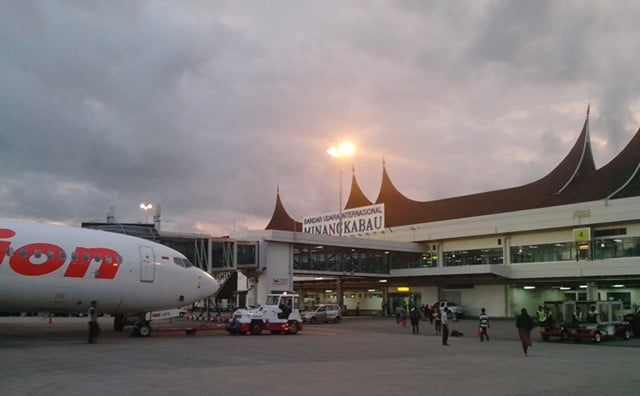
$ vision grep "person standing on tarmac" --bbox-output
[516,308,535,356]
[88,300,100,344]
[441,307,450,345]
[410,307,421,334]
[479,308,490,341]
[536,306,547,326]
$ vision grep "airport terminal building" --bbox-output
[229,110,640,318]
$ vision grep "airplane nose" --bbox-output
[199,271,220,297]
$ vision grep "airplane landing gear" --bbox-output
[134,322,152,337]
[113,314,127,331]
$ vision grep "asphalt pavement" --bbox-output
[1,315,638,396]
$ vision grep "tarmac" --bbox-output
[1,315,638,396]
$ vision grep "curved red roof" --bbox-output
[344,166,373,209]
[265,188,302,232]
[265,108,640,231]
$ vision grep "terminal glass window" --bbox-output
[443,248,503,266]
[511,237,640,263]
[593,236,640,259]
[293,244,423,274]
[511,242,574,263]
[389,252,433,269]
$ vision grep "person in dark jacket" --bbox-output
[516,308,535,356]
[88,300,100,344]
[410,308,421,334]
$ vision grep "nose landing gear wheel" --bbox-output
[135,323,152,337]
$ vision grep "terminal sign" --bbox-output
[302,204,385,236]
[573,227,591,242]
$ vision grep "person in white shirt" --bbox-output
[441,308,450,345]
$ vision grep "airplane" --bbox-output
[0,218,220,336]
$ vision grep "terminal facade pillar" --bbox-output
[586,282,598,301]
[336,278,344,312]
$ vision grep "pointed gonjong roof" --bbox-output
[265,187,302,232]
[265,107,640,230]
[344,165,373,209]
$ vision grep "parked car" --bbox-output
[302,304,342,324]
[433,301,464,319]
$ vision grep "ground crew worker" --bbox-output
[88,300,99,344]
[587,305,599,323]
[536,306,547,326]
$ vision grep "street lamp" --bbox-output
[327,141,355,236]
[139,202,153,224]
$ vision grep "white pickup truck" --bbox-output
[434,300,464,319]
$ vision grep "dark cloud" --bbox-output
[1,1,639,235]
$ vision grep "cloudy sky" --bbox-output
[2,1,640,235]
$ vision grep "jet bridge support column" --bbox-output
[336,277,343,314]
[247,277,259,308]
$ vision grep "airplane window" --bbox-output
[6,247,13,256]
[71,252,78,261]
[83,253,90,262]
[60,251,67,260]
[20,248,27,258]
[105,256,112,264]
[94,254,101,262]
[173,257,185,267]
[47,251,54,259]
[183,258,193,268]
[34,250,42,258]
[117,255,123,264]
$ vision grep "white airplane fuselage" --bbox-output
[0,219,219,315]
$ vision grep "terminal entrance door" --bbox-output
[387,293,422,316]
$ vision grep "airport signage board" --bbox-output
[573,227,591,242]
[302,204,385,236]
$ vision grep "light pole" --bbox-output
[327,141,355,236]
[139,202,153,224]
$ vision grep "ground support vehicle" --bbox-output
[540,322,572,341]
[154,322,228,335]
[113,309,182,337]
[568,301,633,343]
[624,307,640,337]
[570,322,632,343]
[226,292,302,335]
[538,301,582,341]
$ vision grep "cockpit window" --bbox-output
[173,257,193,268]
[173,257,185,267]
